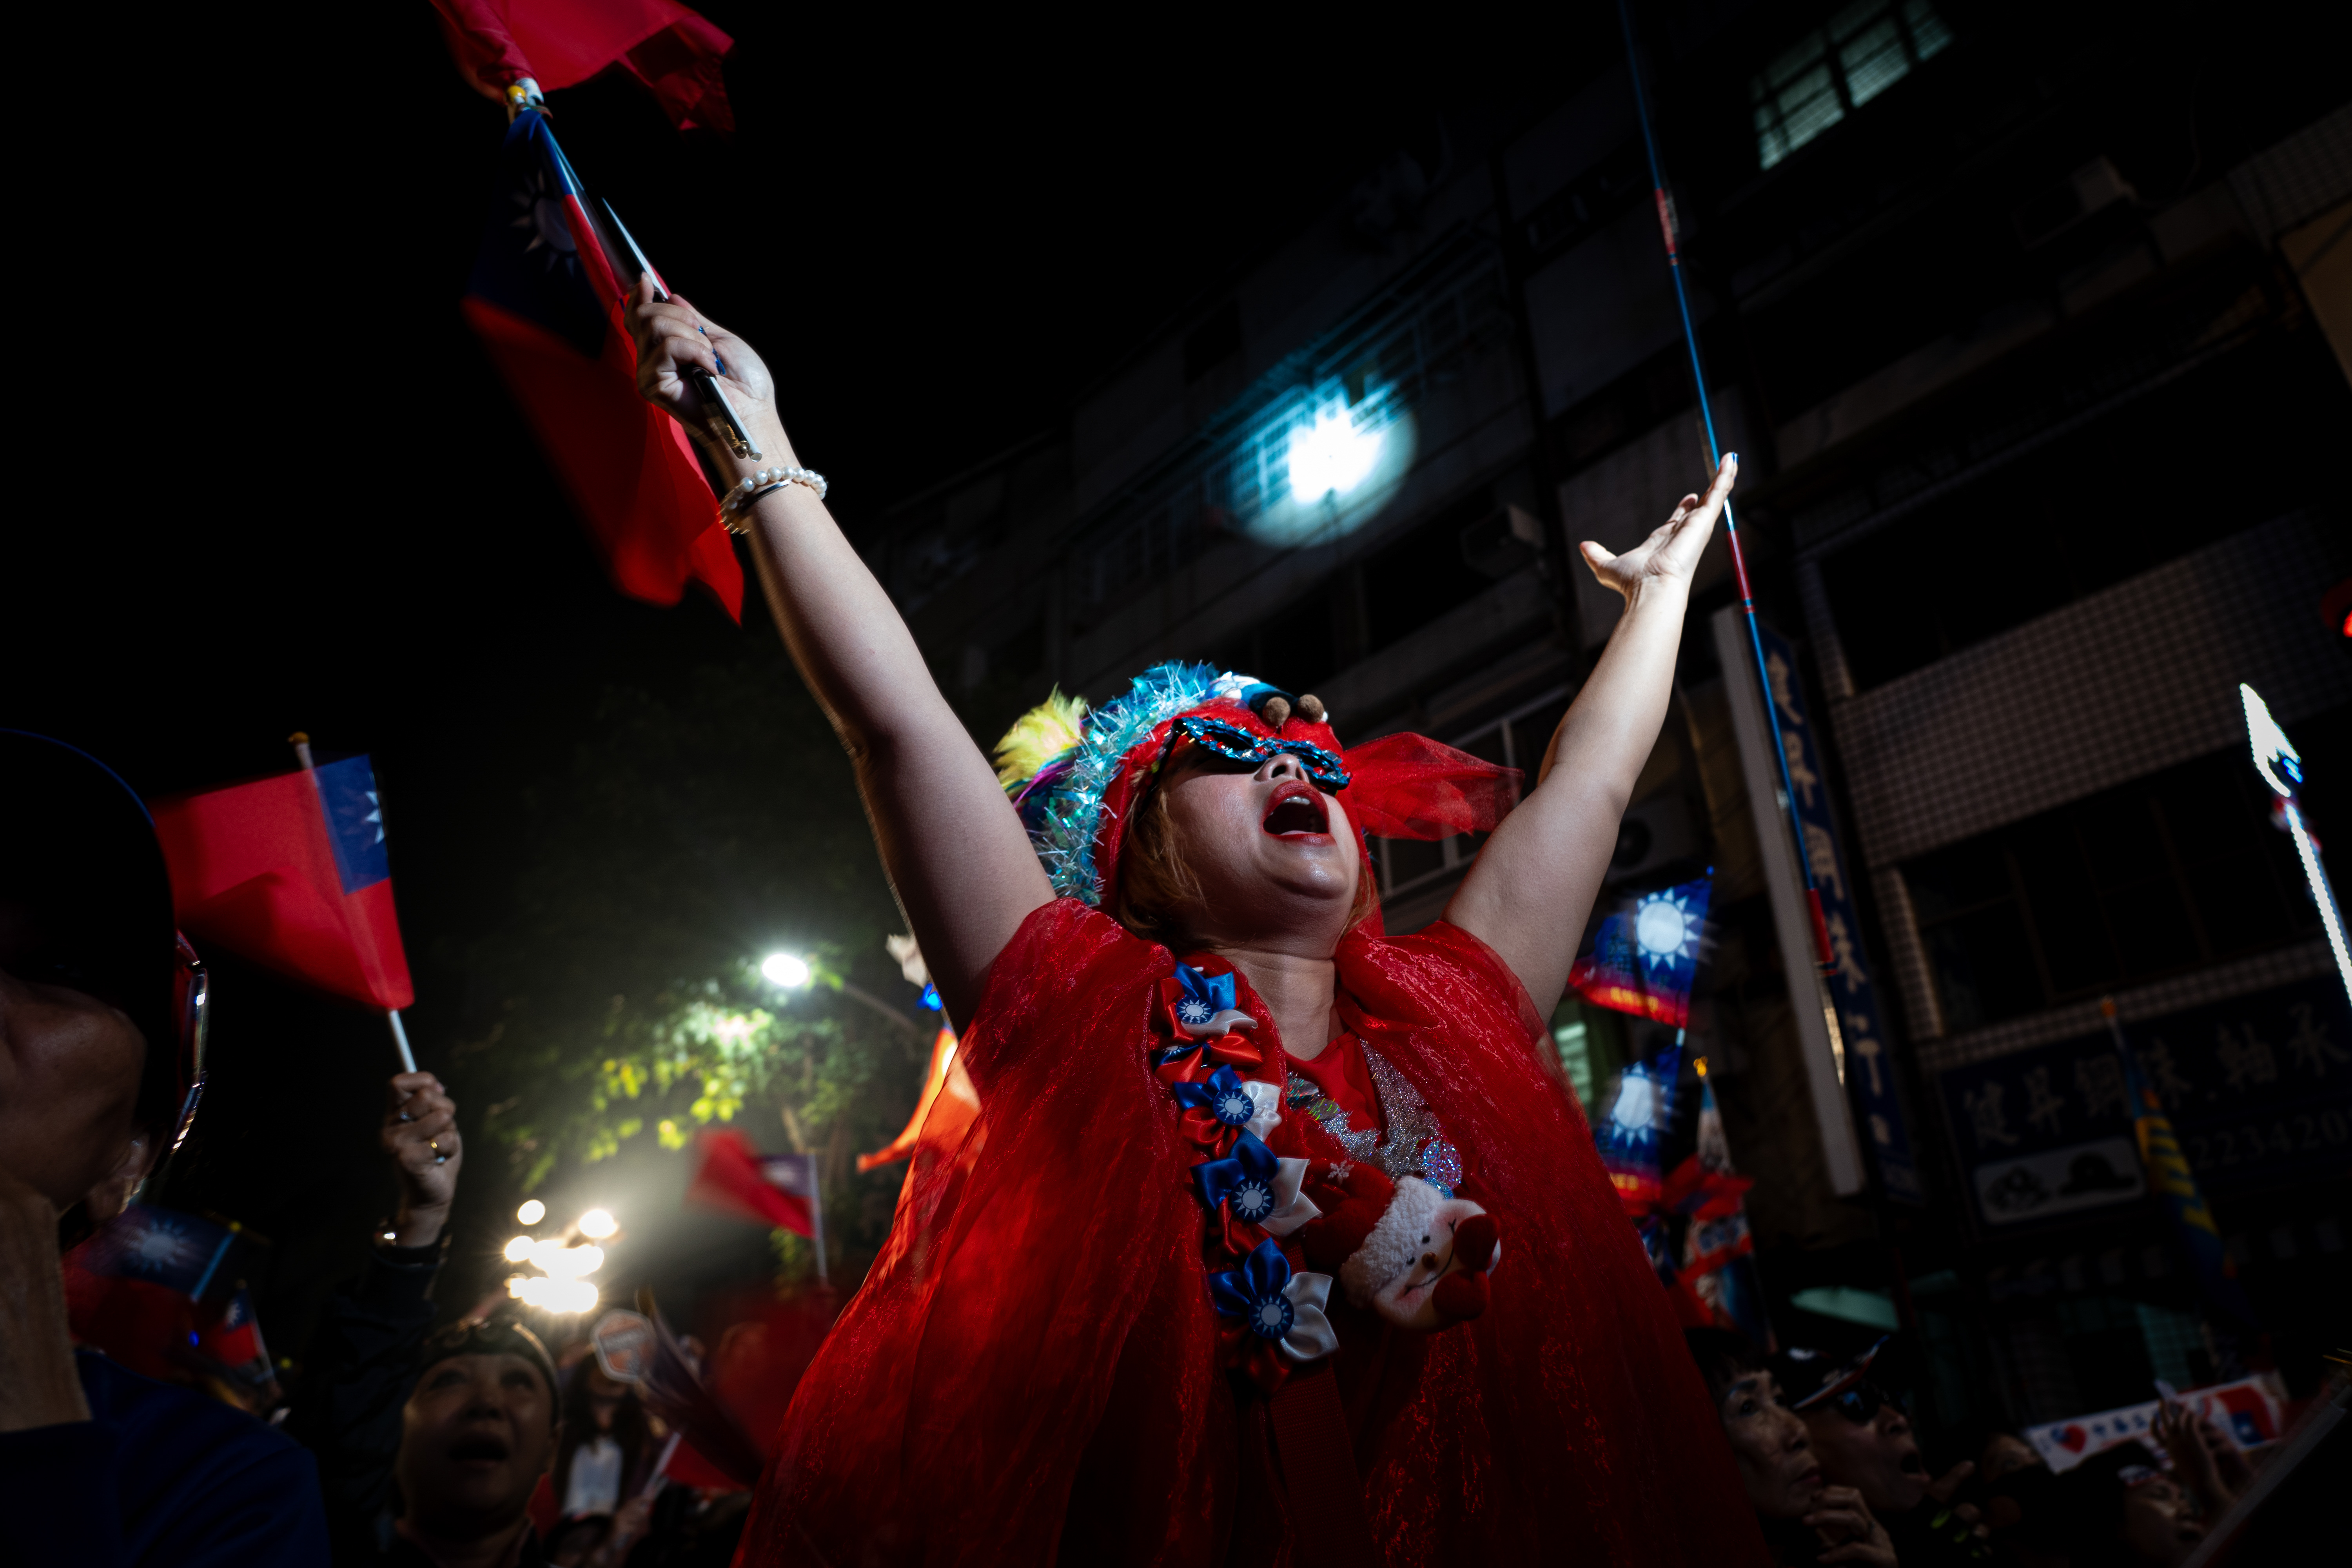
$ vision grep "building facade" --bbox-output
[857,0,2351,1433]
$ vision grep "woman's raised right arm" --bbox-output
[628,281,1052,1025]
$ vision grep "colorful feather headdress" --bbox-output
[992,661,1524,907]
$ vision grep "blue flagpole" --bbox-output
[1614,0,1835,975]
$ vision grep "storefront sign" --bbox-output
[1753,621,1924,1203]
[1940,975,2352,1230]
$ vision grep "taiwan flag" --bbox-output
[686,1130,818,1239]
[149,757,413,1011]
[1596,1040,1684,1214]
[429,0,735,135]
[461,106,743,619]
[80,1205,255,1305]
[1569,872,1713,1027]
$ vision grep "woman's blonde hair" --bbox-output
[1113,749,1377,947]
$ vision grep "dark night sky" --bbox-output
[4,5,1591,1332]
[12,10,1583,938]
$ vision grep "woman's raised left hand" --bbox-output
[1579,453,1737,602]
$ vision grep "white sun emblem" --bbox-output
[363,789,384,845]
[1634,891,1700,972]
[1234,1180,1271,1218]
[1255,1301,1287,1332]
[1218,1091,1253,1123]
[134,1228,188,1265]
[1176,996,1212,1025]
[510,167,581,277]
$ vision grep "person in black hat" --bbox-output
[1777,1337,1992,1565]
[0,731,330,1566]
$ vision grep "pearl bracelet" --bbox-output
[721,466,828,534]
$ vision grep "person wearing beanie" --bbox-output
[0,731,330,1567]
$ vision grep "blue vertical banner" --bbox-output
[1753,625,1924,1204]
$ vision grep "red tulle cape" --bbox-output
[739,899,1765,1566]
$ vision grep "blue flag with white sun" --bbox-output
[1570,873,1713,1028]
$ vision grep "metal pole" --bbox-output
[809,1159,830,1289]
[1613,0,1834,973]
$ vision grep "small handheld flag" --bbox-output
[81,1204,255,1305]
[687,1131,828,1283]
[149,749,414,1017]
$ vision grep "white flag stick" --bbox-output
[388,1010,418,1074]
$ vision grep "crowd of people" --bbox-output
[1680,1326,2279,1567]
[2,723,2328,1568]
[0,733,753,1567]
[4,273,2339,1564]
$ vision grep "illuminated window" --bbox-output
[1751,0,1953,170]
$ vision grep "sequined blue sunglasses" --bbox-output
[1169,715,1351,792]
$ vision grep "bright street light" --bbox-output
[516,1199,546,1225]
[510,1274,598,1314]
[577,1207,618,1240]
[503,1235,536,1263]
[761,952,811,988]
[534,1242,604,1278]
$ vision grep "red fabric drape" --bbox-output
[430,0,735,132]
[737,898,1767,1566]
[1341,731,1521,842]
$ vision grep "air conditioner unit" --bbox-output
[1606,789,1700,888]
[2012,156,2138,249]
[1460,505,1545,580]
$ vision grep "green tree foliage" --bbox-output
[443,636,929,1281]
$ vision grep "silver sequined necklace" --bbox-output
[1286,1041,1465,1196]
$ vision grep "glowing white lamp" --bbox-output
[577,1207,618,1240]
[761,952,811,988]
[516,1199,546,1225]
[503,1235,536,1263]
[1287,407,1383,501]
[2243,684,2351,1008]
[535,1243,604,1279]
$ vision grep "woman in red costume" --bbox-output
[627,284,1769,1566]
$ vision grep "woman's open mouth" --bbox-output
[1261,782,1330,837]
[448,1434,511,1465]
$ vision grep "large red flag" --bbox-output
[430,0,735,134]
[445,4,746,620]
[149,757,414,1011]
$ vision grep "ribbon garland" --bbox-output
[1152,956,1334,1391]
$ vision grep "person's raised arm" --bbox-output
[628,281,1052,1024]
[1443,455,1737,1015]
